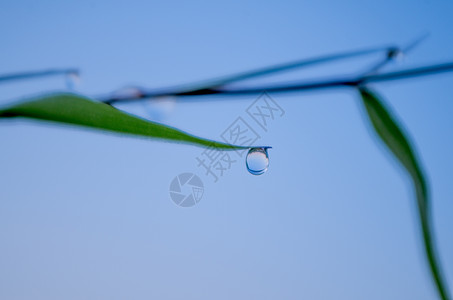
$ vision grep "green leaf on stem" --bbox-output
[0,93,243,150]
[358,87,450,300]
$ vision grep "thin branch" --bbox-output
[0,69,79,84]
[101,61,453,103]
[191,45,396,89]
[101,44,397,104]
[361,33,430,75]
[361,62,453,83]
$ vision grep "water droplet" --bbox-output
[246,147,270,175]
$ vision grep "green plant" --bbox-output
[0,41,451,299]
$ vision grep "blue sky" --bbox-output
[1,0,453,299]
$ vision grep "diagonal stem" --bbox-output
[101,61,453,103]
[360,33,430,75]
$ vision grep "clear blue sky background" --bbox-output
[1,0,453,299]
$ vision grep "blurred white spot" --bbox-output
[142,96,176,121]
[66,72,80,90]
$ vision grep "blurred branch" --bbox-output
[4,38,453,106]
[361,33,430,75]
[0,68,79,84]
[97,36,453,104]
[100,44,398,103]
[101,61,453,103]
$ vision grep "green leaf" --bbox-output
[0,93,244,150]
[359,87,450,300]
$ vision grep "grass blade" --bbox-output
[358,87,450,300]
[104,46,395,103]
[197,46,393,88]
[0,93,243,150]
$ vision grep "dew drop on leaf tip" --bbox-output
[246,147,270,175]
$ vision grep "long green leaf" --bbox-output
[0,93,243,150]
[359,87,450,300]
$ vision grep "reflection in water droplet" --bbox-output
[246,147,270,175]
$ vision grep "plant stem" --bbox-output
[101,62,453,103]
[0,69,79,84]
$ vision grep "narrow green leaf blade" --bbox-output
[0,93,243,150]
[359,87,450,300]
